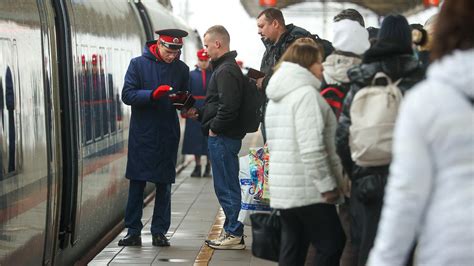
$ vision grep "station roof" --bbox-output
[240,0,426,17]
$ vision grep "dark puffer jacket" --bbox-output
[260,24,312,75]
[200,51,246,140]
[335,40,424,266]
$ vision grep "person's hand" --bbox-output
[256,77,264,90]
[151,85,172,100]
[182,107,199,119]
[321,188,340,204]
[208,129,217,137]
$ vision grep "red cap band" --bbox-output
[159,35,183,45]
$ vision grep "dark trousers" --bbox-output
[350,186,383,266]
[279,203,346,266]
[124,180,171,236]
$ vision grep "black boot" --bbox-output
[118,234,142,246]
[203,164,212,177]
[152,233,170,246]
[190,165,201,177]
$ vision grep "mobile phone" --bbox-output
[246,68,265,79]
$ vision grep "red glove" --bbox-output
[151,85,173,100]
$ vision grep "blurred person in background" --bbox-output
[414,14,437,73]
[265,42,345,266]
[182,49,212,177]
[321,9,370,266]
[335,14,424,266]
[368,0,474,265]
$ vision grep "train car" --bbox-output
[0,0,201,265]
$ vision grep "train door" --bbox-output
[51,0,81,249]
[37,0,62,264]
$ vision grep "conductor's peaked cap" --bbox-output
[155,29,189,50]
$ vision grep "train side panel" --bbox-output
[0,0,51,265]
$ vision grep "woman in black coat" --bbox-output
[335,15,424,266]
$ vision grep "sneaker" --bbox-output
[205,232,229,245]
[207,234,245,250]
[190,165,201,177]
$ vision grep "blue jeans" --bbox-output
[208,135,243,236]
[125,180,171,236]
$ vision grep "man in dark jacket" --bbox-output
[198,25,246,250]
[119,29,190,247]
[256,8,320,141]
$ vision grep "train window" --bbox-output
[79,46,128,150]
[107,48,117,134]
[98,48,109,138]
[0,38,22,178]
[79,47,93,144]
[90,52,102,141]
[0,78,3,179]
[5,67,16,173]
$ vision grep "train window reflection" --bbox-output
[0,66,19,177]
[0,77,3,179]
[79,48,124,150]
[5,67,16,173]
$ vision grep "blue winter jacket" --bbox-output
[122,41,189,183]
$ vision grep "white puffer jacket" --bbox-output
[368,49,474,266]
[265,62,343,209]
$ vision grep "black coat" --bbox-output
[260,24,312,88]
[200,51,246,140]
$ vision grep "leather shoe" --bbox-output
[152,233,170,246]
[118,234,142,246]
[190,165,201,177]
[203,164,211,177]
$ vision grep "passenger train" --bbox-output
[0,0,201,264]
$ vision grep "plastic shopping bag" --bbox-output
[249,145,270,200]
[238,155,271,226]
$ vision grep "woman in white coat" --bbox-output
[265,43,346,266]
[368,1,474,265]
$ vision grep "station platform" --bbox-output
[89,132,275,266]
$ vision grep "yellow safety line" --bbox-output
[193,208,225,266]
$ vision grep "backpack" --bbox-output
[239,76,266,133]
[312,34,335,61]
[320,84,349,119]
[349,72,403,167]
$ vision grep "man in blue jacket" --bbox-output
[119,29,189,247]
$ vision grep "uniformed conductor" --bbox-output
[119,29,190,247]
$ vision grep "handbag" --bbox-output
[356,174,387,203]
[249,210,281,262]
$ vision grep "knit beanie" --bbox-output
[332,19,370,55]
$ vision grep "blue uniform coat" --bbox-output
[122,41,189,183]
[182,67,212,155]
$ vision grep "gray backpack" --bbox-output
[349,72,402,167]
